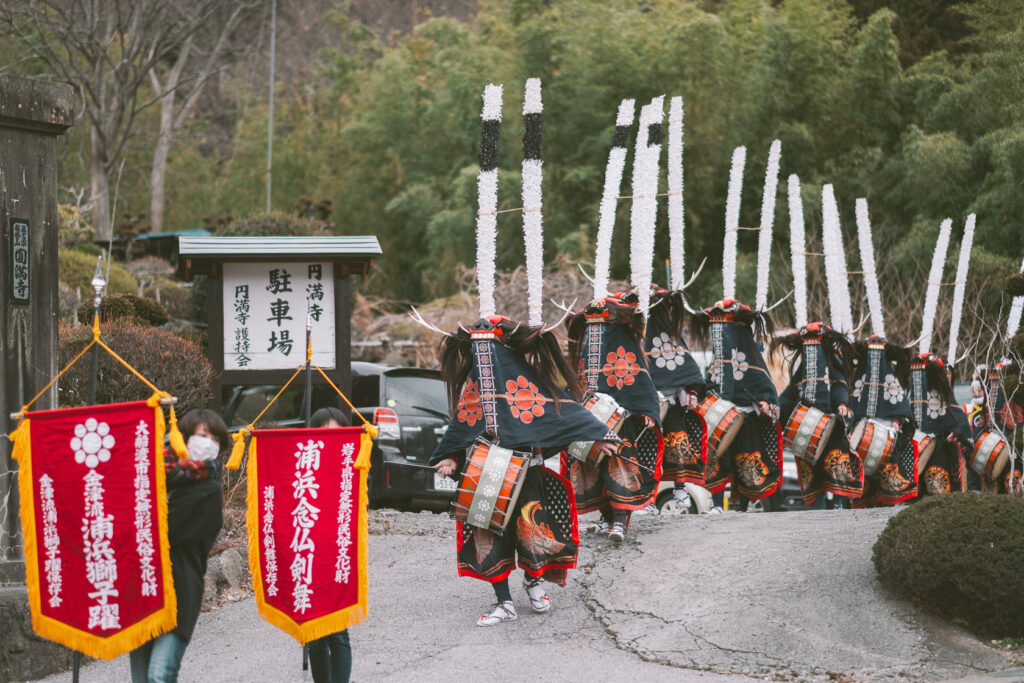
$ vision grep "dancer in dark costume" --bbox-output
[909,353,971,497]
[773,323,863,506]
[966,364,1023,493]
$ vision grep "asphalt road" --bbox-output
[30,507,1014,682]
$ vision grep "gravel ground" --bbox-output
[28,507,1014,683]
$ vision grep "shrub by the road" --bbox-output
[76,293,169,326]
[58,249,138,295]
[58,320,213,414]
[873,493,1024,638]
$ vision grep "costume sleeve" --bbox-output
[780,383,799,420]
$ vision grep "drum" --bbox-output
[452,439,530,533]
[913,430,937,476]
[849,419,897,476]
[567,393,627,464]
[784,404,836,464]
[696,394,745,460]
[970,430,1010,479]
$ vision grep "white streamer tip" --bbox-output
[732,145,747,166]
[669,96,682,119]
[855,197,869,225]
[523,78,542,114]
[482,84,503,120]
[616,99,636,127]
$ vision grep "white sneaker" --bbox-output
[608,522,625,543]
[633,503,659,516]
[477,601,517,627]
[708,506,724,515]
[587,519,610,534]
[673,490,692,510]
[523,576,551,613]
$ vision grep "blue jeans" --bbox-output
[307,630,352,683]
[129,632,189,683]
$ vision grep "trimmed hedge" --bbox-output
[77,293,169,327]
[143,278,191,319]
[873,493,1024,638]
[58,320,213,414]
[216,211,327,237]
[58,249,138,295]
[1004,273,1024,298]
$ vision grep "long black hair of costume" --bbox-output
[688,300,776,351]
[565,297,646,378]
[771,325,854,385]
[852,336,912,388]
[648,288,690,344]
[919,355,956,405]
[437,317,582,415]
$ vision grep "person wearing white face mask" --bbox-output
[129,408,227,683]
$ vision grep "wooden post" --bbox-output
[0,75,73,583]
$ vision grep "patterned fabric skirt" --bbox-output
[456,465,579,586]
[660,404,707,486]
[564,415,663,513]
[918,437,966,497]
[854,432,918,507]
[704,415,783,500]
[794,420,864,505]
[982,454,1024,494]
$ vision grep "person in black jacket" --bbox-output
[129,409,226,683]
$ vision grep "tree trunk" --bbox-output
[150,87,175,233]
[90,128,112,243]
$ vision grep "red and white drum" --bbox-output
[784,404,836,464]
[969,430,1010,479]
[696,394,745,460]
[452,439,530,533]
[849,419,897,476]
[567,392,627,464]
[913,430,937,476]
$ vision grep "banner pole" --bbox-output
[302,304,312,672]
[87,254,107,404]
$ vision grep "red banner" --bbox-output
[244,426,371,643]
[12,398,175,660]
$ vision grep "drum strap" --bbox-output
[467,444,517,528]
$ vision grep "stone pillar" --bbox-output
[0,75,73,584]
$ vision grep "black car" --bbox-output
[351,361,454,511]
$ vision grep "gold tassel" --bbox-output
[226,428,250,470]
[167,406,188,460]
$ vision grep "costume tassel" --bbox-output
[948,213,976,365]
[167,406,188,459]
[630,96,664,318]
[821,184,853,335]
[723,146,746,300]
[522,78,545,327]
[1008,255,1024,339]
[667,96,684,290]
[476,83,503,319]
[855,198,886,338]
[755,140,782,311]
[593,99,635,299]
[920,218,952,354]
[788,174,808,329]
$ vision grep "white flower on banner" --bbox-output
[731,349,749,380]
[883,374,905,404]
[651,332,688,371]
[927,390,946,419]
[71,418,115,468]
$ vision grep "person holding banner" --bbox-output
[129,409,227,683]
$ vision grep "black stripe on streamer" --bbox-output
[523,113,542,161]
[480,119,500,171]
[647,122,662,146]
[612,124,630,149]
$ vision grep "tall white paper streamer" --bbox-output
[919,218,953,354]
[788,174,808,329]
[1008,256,1024,340]
[755,140,782,311]
[521,78,544,327]
[593,99,635,299]
[630,96,665,318]
[723,146,746,299]
[855,198,886,337]
[475,83,503,318]
[948,213,975,364]
[667,96,684,290]
[822,184,853,334]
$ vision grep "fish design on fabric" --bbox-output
[824,450,857,484]
[473,527,496,566]
[924,466,950,495]
[879,462,910,493]
[517,501,566,557]
[735,452,769,487]
[608,457,643,490]
[797,458,814,489]
[570,458,600,494]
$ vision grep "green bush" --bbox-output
[77,293,169,327]
[873,493,1024,638]
[58,320,214,414]
[1004,273,1024,298]
[58,249,138,295]
[143,278,191,319]
[216,211,328,237]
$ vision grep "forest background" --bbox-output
[2,0,1023,377]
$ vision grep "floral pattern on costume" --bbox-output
[650,332,688,371]
[505,376,545,424]
[883,374,905,405]
[602,346,641,390]
[926,390,945,420]
[456,379,483,426]
[730,349,749,380]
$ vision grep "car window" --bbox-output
[352,373,380,408]
[382,373,448,418]
[225,384,342,429]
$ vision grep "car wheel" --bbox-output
[656,488,695,515]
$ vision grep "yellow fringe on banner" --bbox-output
[10,397,178,660]
[245,425,373,644]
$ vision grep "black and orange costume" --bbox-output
[909,353,971,497]
[647,287,708,490]
[775,323,863,505]
[691,299,783,502]
[966,364,1023,492]
[564,293,664,520]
